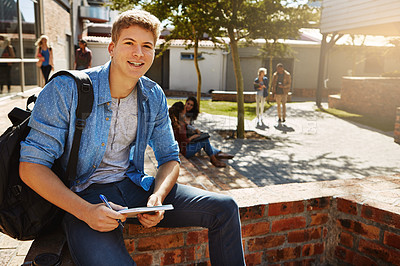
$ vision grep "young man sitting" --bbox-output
[19,9,245,265]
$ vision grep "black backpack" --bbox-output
[0,70,94,240]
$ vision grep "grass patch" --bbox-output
[167,98,273,120]
[317,107,394,132]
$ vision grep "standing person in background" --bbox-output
[35,35,54,84]
[253,67,268,125]
[271,63,291,123]
[0,35,15,94]
[74,39,92,70]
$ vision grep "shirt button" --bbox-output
[76,180,80,184]
[92,165,96,168]
[101,143,105,146]
[106,117,109,121]
[107,102,110,106]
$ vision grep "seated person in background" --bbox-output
[169,102,233,167]
[182,96,201,136]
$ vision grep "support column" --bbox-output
[316,33,327,108]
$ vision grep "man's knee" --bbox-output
[216,195,239,217]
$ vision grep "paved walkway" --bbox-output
[1,91,399,265]
[193,101,400,187]
[0,90,41,266]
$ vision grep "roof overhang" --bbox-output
[320,0,400,36]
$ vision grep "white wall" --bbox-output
[292,44,320,89]
[87,42,110,68]
[321,0,400,35]
[169,46,224,93]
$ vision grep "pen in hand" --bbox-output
[99,194,124,228]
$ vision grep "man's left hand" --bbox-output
[137,194,165,228]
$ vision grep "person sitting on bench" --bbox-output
[169,102,233,168]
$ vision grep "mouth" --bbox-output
[128,61,144,67]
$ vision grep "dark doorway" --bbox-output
[146,49,170,91]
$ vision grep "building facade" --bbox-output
[0,0,110,93]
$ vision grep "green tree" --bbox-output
[109,0,259,138]
[109,0,224,111]
[212,0,260,138]
[250,1,319,98]
[158,1,224,110]
[109,0,317,138]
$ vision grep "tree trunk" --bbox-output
[192,27,202,110]
[228,27,245,138]
[268,56,273,102]
[316,33,327,108]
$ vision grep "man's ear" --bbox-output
[108,42,115,57]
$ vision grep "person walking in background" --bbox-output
[0,35,15,94]
[74,39,92,70]
[35,35,54,84]
[254,67,268,125]
[271,63,291,123]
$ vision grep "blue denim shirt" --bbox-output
[20,61,180,190]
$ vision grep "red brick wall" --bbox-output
[241,198,330,265]
[293,88,340,98]
[211,91,258,103]
[334,198,400,265]
[123,194,400,265]
[333,77,400,123]
[211,91,293,103]
[395,107,400,144]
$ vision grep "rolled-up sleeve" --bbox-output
[20,77,74,168]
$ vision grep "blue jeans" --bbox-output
[185,139,220,158]
[62,178,245,266]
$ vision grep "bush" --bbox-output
[381,70,400,77]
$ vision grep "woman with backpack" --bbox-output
[35,35,54,84]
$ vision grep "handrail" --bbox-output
[0,58,39,63]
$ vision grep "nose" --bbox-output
[132,44,143,57]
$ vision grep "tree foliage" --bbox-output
[108,0,318,138]
[109,0,225,110]
[249,1,319,90]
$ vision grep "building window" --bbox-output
[180,52,204,60]
[0,0,40,93]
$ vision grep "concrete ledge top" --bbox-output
[342,76,400,80]
[227,174,400,215]
[211,91,257,95]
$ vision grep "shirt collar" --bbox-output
[96,61,158,105]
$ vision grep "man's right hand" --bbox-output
[85,202,127,232]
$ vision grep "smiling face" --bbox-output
[185,100,194,112]
[108,25,155,85]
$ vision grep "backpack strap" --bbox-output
[48,70,94,183]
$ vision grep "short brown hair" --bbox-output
[111,9,161,44]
